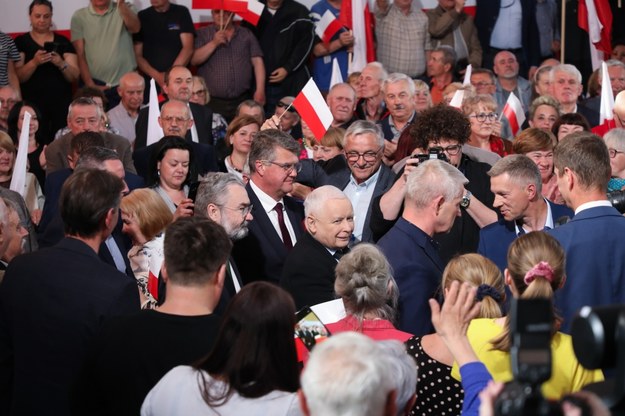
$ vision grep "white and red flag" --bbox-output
[237,0,264,25]
[146,78,164,147]
[10,112,29,197]
[339,0,375,73]
[146,249,164,302]
[501,93,526,137]
[592,61,617,136]
[578,0,612,69]
[449,64,473,109]
[293,78,333,139]
[315,10,344,44]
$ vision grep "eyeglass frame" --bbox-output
[428,144,462,156]
[260,160,302,174]
[470,112,498,123]
[344,147,383,163]
[608,148,625,158]
[218,203,253,217]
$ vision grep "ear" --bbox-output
[563,167,575,191]
[305,215,316,234]
[443,63,452,74]
[403,394,417,416]
[67,153,76,169]
[434,195,445,215]
[383,390,398,416]
[504,268,519,296]
[157,116,163,128]
[187,118,194,128]
[255,159,265,175]
[117,85,123,95]
[525,183,537,200]
[206,203,221,223]
[298,390,311,416]
[104,208,116,231]
[160,261,169,284]
[215,263,226,292]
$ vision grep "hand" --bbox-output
[338,31,354,47]
[117,0,130,12]
[213,30,228,47]
[33,49,51,66]
[50,52,64,67]
[402,155,421,182]
[261,114,281,131]
[491,119,503,137]
[454,0,465,12]
[173,198,194,220]
[383,139,397,159]
[269,67,288,84]
[253,89,266,106]
[430,281,480,343]
[561,391,611,416]
[154,72,165,90]
[38,145,47,170]
[31,209,42,226]
[478,381,505,416]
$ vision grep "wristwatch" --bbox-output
[460,191,472,209]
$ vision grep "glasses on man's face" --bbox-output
[470,112,498,122]
[609,148,625,158]
[161,116,190,124]
[262,160,302,174]
[429,144,462,156]
[220,204,253,217]
[345,148,382,163]
[276,101,297,113]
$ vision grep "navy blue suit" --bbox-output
[231,183,305,284]
[378,218,444,336]
[548,205,625,333]
[478,200,573,271]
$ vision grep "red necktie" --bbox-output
[274,202,293,250]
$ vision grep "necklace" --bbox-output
[229,155,243,173]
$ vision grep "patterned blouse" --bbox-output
[406,335,463,415]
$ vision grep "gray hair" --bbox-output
[550,64,582,84]
[382,72,416,96]
[0,85,20,101]
[247,129,300,173]
[528,95,561,120]
[344,120,385,148]
[598,59,625,78]
[304,185,349,217]
[334,243,399,322]
[194,172,246,218]
[488,154,542,194]
[406,160,468,208]
[75,146,121,169]
[363,61,389,83]
[434,45,457,67]
[0,197,9,229]
[328,83,357,101]
[68,97,103,121]
[604,128,625,151]
[301,332,396,416]
[377,340,418,416]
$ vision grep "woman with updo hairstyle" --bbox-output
[326,243,412,342]
[453,232,603,400]
[406,253,505,415]
[463,94,512,157]
[513,127,563,204]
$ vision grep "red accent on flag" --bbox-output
[192,0,222,9]
[578,0,613,55]
[317,11,344,44]
[503,107,520,136]
[501,93,526,137]
[237,0,264,25]
[147,270,159,299]
[224,0,249,13]
[293,79,334,139]
[339,0,376,65]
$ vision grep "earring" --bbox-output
[157,169,161,177]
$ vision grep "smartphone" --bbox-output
[295,306,331,351]
[43,42,60,54]
[187,181,200,202]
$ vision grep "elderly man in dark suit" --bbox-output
[548,132,625,332]
[232,129,305,284]
[281,185,354,309]
[0,169,139,414]
[478,155,573,271]
[378,159,468,336]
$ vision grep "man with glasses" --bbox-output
[478,155,572,271]
[134,66,214,150]
[232,129,305,284]
[372,105,495,263]
[194,172,253,312]
[0,86,19,132]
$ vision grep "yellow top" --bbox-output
[451,318,604,400]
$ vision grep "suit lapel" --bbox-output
[246,185,289,255]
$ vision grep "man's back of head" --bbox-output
[300,332,397,416]
[68,131,106,168]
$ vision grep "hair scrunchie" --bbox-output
[523,261,554,285]
[476,284,502,302]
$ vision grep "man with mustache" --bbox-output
[379,73,417,165]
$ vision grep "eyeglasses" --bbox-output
[191,89,207,96]
[220,204,253,217]
[472,81,493,88]
[429,144,462,156]
[345,148,382,163]
[276,101,297,113]
[160,116,190,124]
[470,112,498,122]
[261,160,302,173]
[609,148,625,158]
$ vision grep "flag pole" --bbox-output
[223,11,234,29]
[277,101,295,122]
[561,0,566,63]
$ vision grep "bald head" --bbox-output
[118,72,145,112]
[615,91,625,128]
[158,99,193,138]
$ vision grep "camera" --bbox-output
[412,147,449,164]
[495,298,562,416]
[607,190,625,214]
[43,42,61,54]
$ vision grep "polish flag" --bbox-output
[329,58,344,89]
[592,61,617,136]
[146,251,164,302]
[339,0,375,73]
[237,0,264,25]
[146,78,164,147]
[579,0,612,69]
[192,0,248,13]
[449,64,472,108]
[293,78,334,138]
[316,10,343,44]
[501,93,526,136]
[10,112,29,197]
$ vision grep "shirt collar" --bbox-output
[575,200,612,215]
[88,2,114,15]
[349,166,381,188]
[249,179,284,213]
[514,198,554,235]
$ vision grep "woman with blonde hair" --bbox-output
[452,232,603,400]
[414,80,433,113]
[462,94,512,156]
[121,188,174,309]
[406,253,505,414]
[312,127,344,162]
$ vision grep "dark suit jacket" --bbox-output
[297,156,395,242]
[378,218,444,336]
[548,205,625,333]
[577,103,599,128]
[280,232,340,310]
[134,101,214,150]
[132,139,219,184]
[478,200,573,271]
[214,257,244,315]
[0,237,139,414]
[231,183,305,284]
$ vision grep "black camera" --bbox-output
[607,190,625,214]
[495,299,562,416]
[412,147,449,164]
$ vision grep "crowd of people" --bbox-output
[1,0,625,414]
